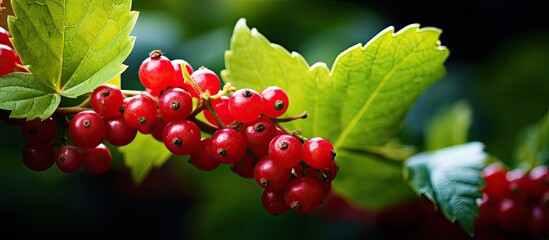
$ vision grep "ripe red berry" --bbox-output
[189,138,220,171]
[21,143,55,171]
[69,110,106,149]
[90,84,125,118]
[81,144,112,175]
[20,117,57,144]
[254,157,292,191]
[284,176,323,214]
[241,117,277,158]
[210,128,247,164]
[228,88,263,123]
[172,59,194,88]
[0,44,17,76]
[302,137,336,170]
[158,88,192,122]
[187,67,221,98]
[529,165,549,197]
[231,152,256,179]
[261,86,289,118]
[55,145,82,173]
[163,120,201,155]
[0,27,13,48]
[203,96,235,127]
[104,114,137,146]
[261,189,290,215]
[123,95,157,131]
[481,162,510,199]
[138,50,177,93]
[268,134,303,169]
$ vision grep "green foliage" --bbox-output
[425,100,472,150]
[515,111,549,168]
[118,133,172,184]
[404,142,486,236]
[0,0,137,120]
[222,18,449,208]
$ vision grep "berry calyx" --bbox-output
[228,88,263,123]
[210,128,246,164]
[69,110,106,149]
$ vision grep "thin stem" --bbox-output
[14,63,29,72]
[203,97,227,128]
[273,121,308,143]
[189,102,205,118]
[271,111,308,123]
[187,116,218,135]
[209,83,236,100]
[181,63,202,96]
[54,106,91,117]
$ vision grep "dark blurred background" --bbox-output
[0,0,548,239]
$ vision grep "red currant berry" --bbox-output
[481,162,510,199]
[203,96,235,127]
[303,137,336,170]
[241,117,277,157]
[0,27,13,48]
[104,114,137,146]
[261,86,289,118]
[231,152,256,179]
[496,197,528,231]
[261,189,290,215]
[163,120,201,155]
[90,84,124,118]
[20,117,57,144]
[228,88,263,123]
[123,95,157,131]
[254,157,292,191]
[268,134,303,169]
[172,59,194,88]
[187,67,221,98]
[21,143,55,171]
[69,110,106,149]
[55,145,82,173]
[475,193,496,228]
[529,165,549,198]
[81,144,112,175]
[506,168,531,202]
[189,138,220,171]
[210,128,247,164]
[158,88,192,122]
[284,176,323,214]
[0,44,17,76]
[138,50,177,93]
[151,114,169,142]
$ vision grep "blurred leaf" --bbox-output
[515,110,549,168]
[222,18,448,208]
[0,73,60,120]
[118,133,172,184]
[425,100,472,150]
[1,0,137,120]
[403,142,487,236]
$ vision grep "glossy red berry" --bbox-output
[261,189,290,215]
[55,145,82,173]
[0,44,17,76]
[210,128,247,164]
[481,162,510,199]
[171,59,194,87]
[284,176,323,214]
[20,117,57,144]
[231,152,256,179]
[0,27,13,48]
[188,138,220,171]
[228,88,263,123]
[187,67,221,98]
[254,157,292,191]
[529,165,549,197]
[158,88,192,122]
[268,134,303,169]
[21,143,55,171]
[123,95,157,131]
[81,144,112,175]
[163,120,201,155]
[104,115,137,146]
[203,96,234,127]
[302,137,336,170]
[90,84,125,118]
[261,86,289,118]
[138,50,177,93]
[241,117,277,158]
[69,110,106,149]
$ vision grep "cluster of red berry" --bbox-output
[476,162,549,238]
[0,26,23,75]
[0,39,339,214]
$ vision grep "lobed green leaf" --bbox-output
[404,142,487,236]
[425,100,472,150]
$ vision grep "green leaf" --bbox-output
[222,19,449,208]
[223,19,449,149]
[1,0,137,120]
[515,110,549,168]
[425,100,472,150]
[118,133,172,184]
[403,142,487,236]
[0,73,60,120]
